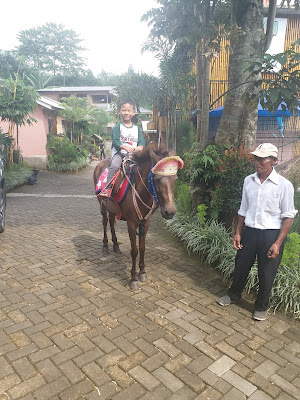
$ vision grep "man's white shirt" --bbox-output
[238,168,298,230]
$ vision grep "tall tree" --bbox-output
[142,39,195,149]
[114,68,161,112]
[215,0,277,148]
[143,0,230,149]
[0,77,38,162]
[16,22,86,84]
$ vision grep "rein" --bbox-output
[121,159,157,223]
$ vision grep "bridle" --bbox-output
[122,158,157,223]
[121,155,184,229]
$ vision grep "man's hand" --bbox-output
[267,243,280,259]
[233,233,243,250]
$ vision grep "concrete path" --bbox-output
[1,161,300,400]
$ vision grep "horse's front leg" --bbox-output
[138,219,151,282]
[101,209,109,255]
[127,221,139,291]
[108,212,120,253]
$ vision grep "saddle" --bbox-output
[95,158,135,219]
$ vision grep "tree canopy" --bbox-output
[16,22,86,83]
[0,77,38,127]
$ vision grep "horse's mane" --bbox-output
[131,146,169,165]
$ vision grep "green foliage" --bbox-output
[0,77,38,127]
[17,22,86,81]
[174,181,192,215]
[247,39,300,116]
[0,130,14,162]
[166,212,236,280]
[114,69,161,112]
[291,190,300,235]
[288,172,300,235]
[281,233,300,267]
[176,122,196,154]
[185,143,222,187]
[269,263,300,317]
[209,146,254,220]
[47,136,87,169]
[185,143,253,224]
[47,157,88,173]
[196,204,207,225]
[4,163,32,191]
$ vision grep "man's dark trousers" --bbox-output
[228,227,285,311]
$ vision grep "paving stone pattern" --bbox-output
[1,162,300,400]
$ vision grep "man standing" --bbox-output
[217,143,298,321]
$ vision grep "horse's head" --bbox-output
[149,148,184,220]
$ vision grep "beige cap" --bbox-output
[250,143,278,158]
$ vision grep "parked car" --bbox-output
[0,156,6,233]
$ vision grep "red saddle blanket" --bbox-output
[95,168,130,204]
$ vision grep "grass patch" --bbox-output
[46,157,88,173]
[4,163,33,192]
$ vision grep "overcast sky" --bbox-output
[0,0,160,76]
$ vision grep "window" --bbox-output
[92,95,108,104]
[77,94,87,98]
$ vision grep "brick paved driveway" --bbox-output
[1,162,300,400]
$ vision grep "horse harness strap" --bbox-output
[132,185,157,221]
[121,158,157,222]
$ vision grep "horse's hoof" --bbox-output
[139,273,147,282]
[130,281,139,291]
[103,247,109,255]
[113,244,120,253]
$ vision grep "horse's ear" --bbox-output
[149,147,159,164]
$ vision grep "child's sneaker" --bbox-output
[99,185,112,198]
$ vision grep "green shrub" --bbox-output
[176,121,196,154]
[209,146,254,221]
[0,130,14,163]
[46,157,88,173]
[281,232,300,267]
[184,143,254,227]
[269,263,300,317]
[290,190,300,235]
[4,163,32,191]
[47,136,87,164]
[47,136,88,172]
[174,181,192,215]
[287,172,300,235]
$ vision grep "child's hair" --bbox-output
[118,98,136,110]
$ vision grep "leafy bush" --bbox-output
[184,143,254,227]
[4,163,32,191]
[288,172,300,235]
[47,157,88,173]
[0,129,14,163]
[176,121,196,154]
[209,146,253,221]
[269,263,300,318]
[174,181,192,215]
[166,212,236,280]
[290,190,300,235]
[280,232,300,267]
[47,136,88,172]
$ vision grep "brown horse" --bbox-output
[93,147,183,290]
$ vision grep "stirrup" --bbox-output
[99,188,112,198]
